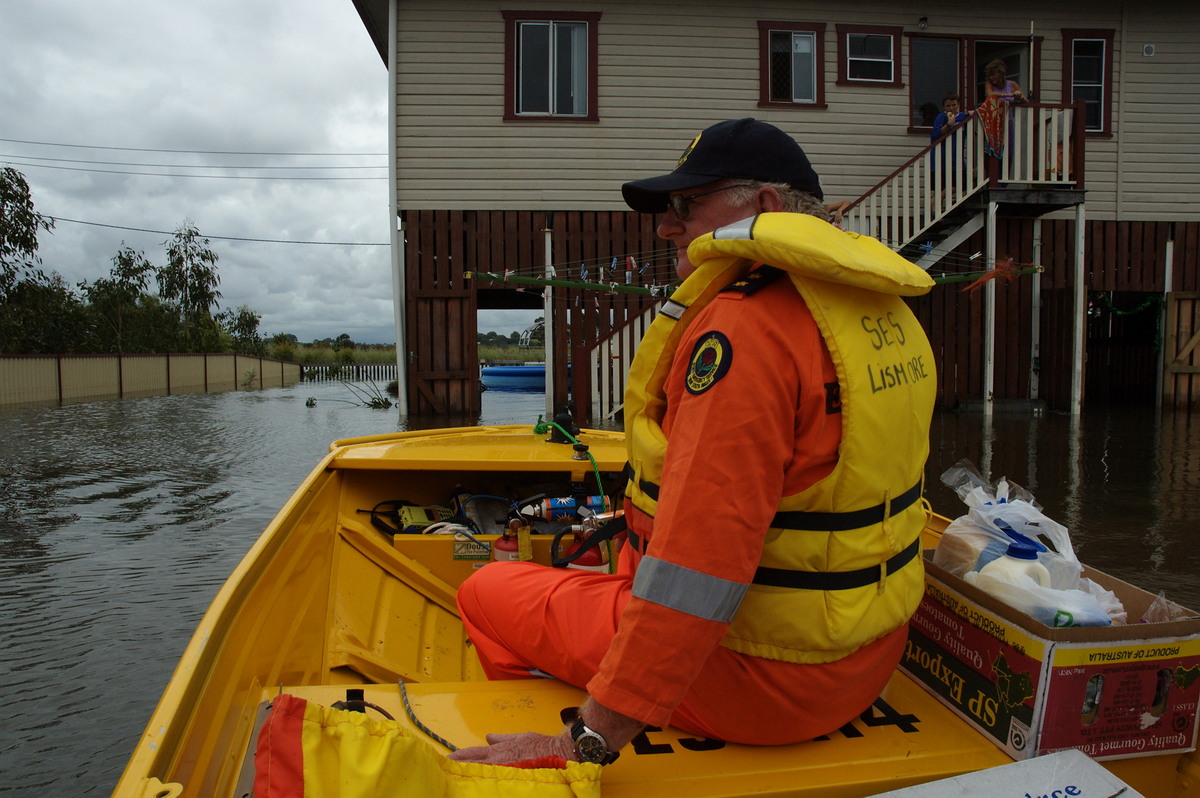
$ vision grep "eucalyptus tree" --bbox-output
[0,274,89,355]
[0,167,77,353]
[0,167,54,297]
[80,245,156,353]
[219,304,266,356]
[158,222,222,352]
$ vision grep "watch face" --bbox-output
[576,732,608,763]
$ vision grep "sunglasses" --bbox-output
[668,183,757,220]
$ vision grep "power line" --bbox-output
[0,136,385,157]
[5,160,386,180]
[49,216,388,246]
[1,151,385,171]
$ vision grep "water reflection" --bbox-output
[0,385,1197,794]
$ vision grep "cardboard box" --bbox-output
[870,748,1142,797]
[900,551,1200,761]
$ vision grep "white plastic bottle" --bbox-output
[978,539,1052,586]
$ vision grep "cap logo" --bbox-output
[676,132,702,169]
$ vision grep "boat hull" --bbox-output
[113,425,1197,797]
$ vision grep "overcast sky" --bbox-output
[1,0,538,342]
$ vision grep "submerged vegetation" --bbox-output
[305,380,393,409]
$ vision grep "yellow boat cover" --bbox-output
[254,694,601,797]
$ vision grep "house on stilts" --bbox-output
[349,0,1200,422]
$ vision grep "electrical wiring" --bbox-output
[1,135,386,180]
[47,215,388,247]
[0,151,383,171]
[6,137,1039,274]
[0,135,385,157]
[3,159,385,180]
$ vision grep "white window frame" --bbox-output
[776,29,818,103]
[1069,36,1109,133]
[516,20,587,117]
[503,11,600,122]
[758,21,827,109]
[837,24,903,87]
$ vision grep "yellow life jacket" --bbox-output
[623,213,937,663]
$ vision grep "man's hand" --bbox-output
[448,730,574,766]
[446,697,644,766]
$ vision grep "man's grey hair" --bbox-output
[720,180,831,222]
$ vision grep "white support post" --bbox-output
[543,217,555,418]
[1157,235,1175,409]
[984,201,997,414]
[1070,204,1087,414]
[387,0,408,415]
[1030,219,1042,400]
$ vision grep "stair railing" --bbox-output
[573,307,655,423]
[841,102,1083,252]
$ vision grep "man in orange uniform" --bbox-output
[451,119,935,766]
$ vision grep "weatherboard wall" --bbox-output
[387,0,1200,223]
[365,0,1200,415]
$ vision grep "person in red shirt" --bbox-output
[451,119,933,767]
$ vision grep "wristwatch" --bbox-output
[570,715,620,765]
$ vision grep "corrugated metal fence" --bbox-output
[0,354,301,409]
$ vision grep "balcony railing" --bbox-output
[841,100,1086,251]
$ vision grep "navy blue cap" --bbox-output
[622,118,824,213]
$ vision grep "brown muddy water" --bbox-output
[1,383,1196,793]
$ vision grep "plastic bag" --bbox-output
[934,460,1081,589]
[934,460,1123,627]
[1142,590,1200,624]
[963,570,1116,627]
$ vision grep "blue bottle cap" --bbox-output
[1005,538,1041,560]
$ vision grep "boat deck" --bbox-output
[269,675,1013,797]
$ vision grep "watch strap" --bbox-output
[570,715,620,765]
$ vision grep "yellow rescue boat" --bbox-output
[113,424,1199,797]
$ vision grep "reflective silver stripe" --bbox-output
[632,556,748,623]
[658,299,688,320]
[711,215,758,241]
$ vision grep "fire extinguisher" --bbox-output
[560,530,611,572]
[493,518,532,562]
[492,530,521,562]
[550,512,625,572]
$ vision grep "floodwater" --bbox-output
[1,384,1197,794]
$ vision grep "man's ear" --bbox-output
[756,186,785,213]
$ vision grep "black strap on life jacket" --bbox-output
[625,465,922,533]
[625,530,919,590]
[622,463,659,501]
[623,463,925,590]
[771,480,923,532]
[550,514,628,568]
[753,537,921,590]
